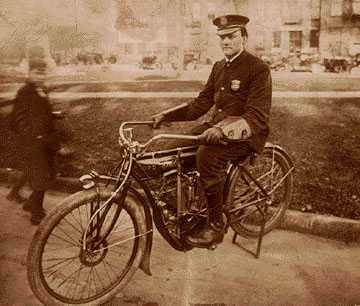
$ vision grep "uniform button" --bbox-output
[218,108,222,112]
[221,87,225,91]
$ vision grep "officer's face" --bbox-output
[219,30,246,58]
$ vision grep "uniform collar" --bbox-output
[225,50,244,63]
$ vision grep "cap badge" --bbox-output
[231,80,241,91]
[220,16,228,26]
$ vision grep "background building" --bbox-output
[234,0,360,59]
[1,0,360,66]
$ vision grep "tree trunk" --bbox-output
[176,0,185,77]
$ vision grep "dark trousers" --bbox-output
[196,142,252,192]
[28,190,45,213]
[10,171,46,213]
[196,142,252,222]
[8,171,27,195]
[169,123,253,221]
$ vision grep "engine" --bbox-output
[155,168,207,234]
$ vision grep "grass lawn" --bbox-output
[1,96,359,220]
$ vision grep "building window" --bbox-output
[353,0,360,15]
[282,0,301,24]
[192,2,201,22]
[310,30,320,48]
[273,31,281,48]
[311,0,321,19]
[289,31,302,52]
[330,0,343,16]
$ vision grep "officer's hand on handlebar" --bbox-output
[199,127,227,145]
[152,113,166,129]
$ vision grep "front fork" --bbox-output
[79,171,154,276]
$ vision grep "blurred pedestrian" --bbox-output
[7,50,60,225]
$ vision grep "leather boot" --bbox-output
[185,189,225,247]
[23,190,47,225]
[6,173,27,203]
[6,191,27,203]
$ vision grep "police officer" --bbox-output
[8,50,60,225]
[153,14,272,247]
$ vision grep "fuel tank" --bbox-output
[137,145,197,176]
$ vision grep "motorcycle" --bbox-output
[27,119,294,305]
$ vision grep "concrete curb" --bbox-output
[280,209,360,243]
[1,168,359,243]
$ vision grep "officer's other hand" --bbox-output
[201,127,225,145]
[152,113,165,129]
[237,119,252,140]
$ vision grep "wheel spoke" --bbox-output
[64,212,84,235]
[57,264,84,290]
[53,225,82,247]
[42,244,78,253]
[47,232,79,247]
[43,257,78,280]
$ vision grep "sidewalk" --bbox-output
[2,90,360,102]
[0,184,359,306]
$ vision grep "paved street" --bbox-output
[0,184,359,306]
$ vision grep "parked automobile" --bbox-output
[323,56,350,73]
[139,55,162,70]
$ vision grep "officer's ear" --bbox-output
[242,36,248,48]
[240,28,248,46]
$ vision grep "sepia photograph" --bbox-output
[0,0,359,305]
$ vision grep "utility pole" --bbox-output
[176,0,185,77]
[199,0,208,64]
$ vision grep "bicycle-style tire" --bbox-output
[227,147,293,238]
[27,189,147,306]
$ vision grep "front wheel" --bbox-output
[227,146,294,238]
[27,189,147,306]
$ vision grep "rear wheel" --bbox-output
[27,189,147,306]
[227,147,293,238]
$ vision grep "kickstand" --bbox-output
[232,204,267,259]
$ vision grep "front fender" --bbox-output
[78,173,154,276]
[127,187,153,276]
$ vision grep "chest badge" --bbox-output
[231,80,241,91]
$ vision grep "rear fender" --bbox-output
[264,142,294,169]
[223,163,240,209]
[223,142,294,211]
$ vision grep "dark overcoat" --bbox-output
[9,82,59,190]
[165,50,272,153]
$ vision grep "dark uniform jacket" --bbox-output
[9,82,59,190]
[165,50,272,153]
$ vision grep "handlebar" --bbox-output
[119,120,245,155]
